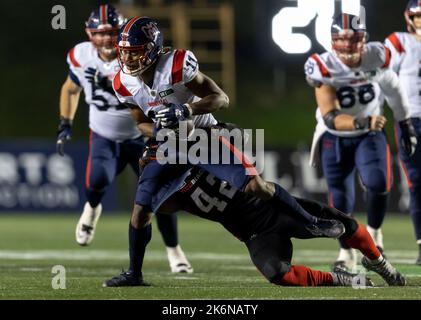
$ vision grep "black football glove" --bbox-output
[399,119,417,157]
[155,103,192,128]
[56,117,73,156]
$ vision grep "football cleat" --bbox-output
[103,270,150,287]
[167,245,194,274]
[305,218,345,239]
[331,269,374,287]
[75,202,102,246]
[361,256,407,286]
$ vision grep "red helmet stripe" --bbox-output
[310,54,331,78]
[387,33,405,53]
[343,14,349,30]
[100,5,107,25]
[171,49,186,84]
[113,71,133,97]
[123,16,142,35]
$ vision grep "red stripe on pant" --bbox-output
[85,130,93,188]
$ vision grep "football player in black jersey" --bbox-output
[104,166,406,287]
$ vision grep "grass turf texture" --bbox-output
[1,213,421,299]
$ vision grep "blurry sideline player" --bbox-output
[56,5,193,273]
[385,0,421,265]
[304,13,417,272]
[107,16,344,286]
[104,163,407,287]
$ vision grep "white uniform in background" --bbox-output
[68,41,140,141]
[385,32,421,118]
[304,42,409,166]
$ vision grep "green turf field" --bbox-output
[1,213,421,300]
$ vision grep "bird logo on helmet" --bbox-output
[405,0,421,35]
[116,16,164,76]
[85,4,126,56]
[331,13,367,68]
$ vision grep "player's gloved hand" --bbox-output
[155,103,192,128]
[399,119,418,157]
[139,143,159,168]
[56,117,73,156]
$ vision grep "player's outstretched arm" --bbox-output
[56,76,82,156]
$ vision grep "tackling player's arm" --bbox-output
[315,84,386,131]
[56,76,82,156]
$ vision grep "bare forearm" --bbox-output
[60,79,80,120]
[333,114,358,131]
[189,93,229,115]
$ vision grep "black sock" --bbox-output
[366,191,389,229]
[273,184,317,224]
[156,213,178,247]
[86,188,105,208]
[128,223,152,278]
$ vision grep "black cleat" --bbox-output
[361,256,407,286]
[103,270,150,287]
[305,218,345,239]
[331,268,374,287]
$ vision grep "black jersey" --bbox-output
[178,169,278,241]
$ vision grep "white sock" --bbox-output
[366,226,384,249]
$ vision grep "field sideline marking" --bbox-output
[0,249,418,263]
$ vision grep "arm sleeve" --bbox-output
[376,69,409,121]
[304,55,330,88]
[183,50,200,83]
[384,33,405,74]
[112,72,136,105]
[66,46,83,85]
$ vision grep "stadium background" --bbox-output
[2,0,421,301]
[0,0,411,213]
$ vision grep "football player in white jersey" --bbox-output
[385,0,421,265]
[103,16,346,287]
[304,13,417,272]
[56,5,193,274]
